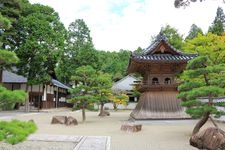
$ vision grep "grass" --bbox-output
[0,120,37,144]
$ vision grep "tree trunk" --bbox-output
[99,102,104,116]
[113,103,117,110]
[25,84,29,112]
[192,112,210,135]
[38,84,41,112]
[82,105,86,122]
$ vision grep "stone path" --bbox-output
[27,134,110,150]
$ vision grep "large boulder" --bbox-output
[66,116,78,126]
[190,127,225,150]
[51,116,67,124]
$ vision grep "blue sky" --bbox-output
[29,0,225,51]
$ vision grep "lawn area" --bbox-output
[1,108,225,150]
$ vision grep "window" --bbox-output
[164,78,171,84]
[152,77,159,85]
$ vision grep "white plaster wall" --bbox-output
[112,76,138,92]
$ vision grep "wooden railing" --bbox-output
[134,81,178,92]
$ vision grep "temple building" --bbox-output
[2,70,70,109]
[127,32,196,119]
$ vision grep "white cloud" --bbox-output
[29,0,225,51]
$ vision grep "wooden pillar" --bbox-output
[45,85,48,108]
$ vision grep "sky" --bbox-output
[29,0,225,51]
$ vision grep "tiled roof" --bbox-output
[2,70,70,90]
[51,79,70,90]
[133,54,196,62]
[2,70,27,83]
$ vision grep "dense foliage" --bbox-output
[0,120,37,144]
[96,50,131,81]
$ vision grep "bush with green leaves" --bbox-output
[0,85,27,110]
[0,120,37,144]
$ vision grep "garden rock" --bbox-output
[51,116,67,124]
[190,127,225,150]
[121,122,142,132]
[66,116,78,126]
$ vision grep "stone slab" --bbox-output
[73,136,110,150]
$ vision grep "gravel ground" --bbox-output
[1,109,225,150]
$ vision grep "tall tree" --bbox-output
[186,24,203,40]
[6,2,67,111]
[14,3,66,82]
[161,25,184,50]
[57,19,98,83]
[179,33,225,135]
[208,7,225,35]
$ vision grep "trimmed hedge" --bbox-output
[0,120,37,144]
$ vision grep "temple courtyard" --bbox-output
[1,108,225,150]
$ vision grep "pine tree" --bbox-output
[67,65,98,122]
[178,56,225,135]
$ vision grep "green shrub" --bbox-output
[0,86,27,110]
[0,120,37,144]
